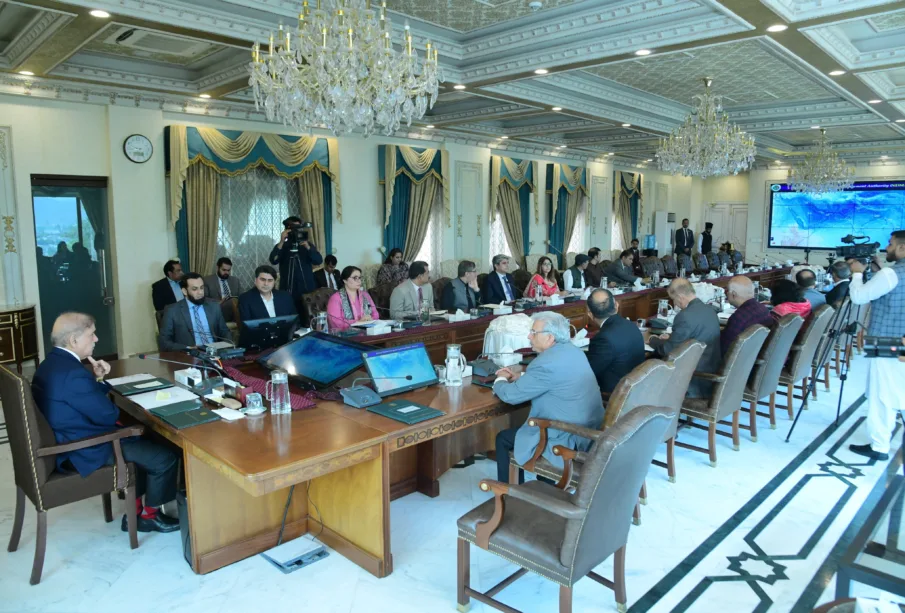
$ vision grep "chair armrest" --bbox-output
[551,445,588,490]
[508,483,587,520]
[691,371,727,383]
[36,425,144,458]
[528,418,603,442]
[754,358,766,365]
[791,344,804,351]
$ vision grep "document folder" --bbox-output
[366,400,444,425]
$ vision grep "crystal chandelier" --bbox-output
[248,0,443,137]
[788,129,855,194]
[656,78,756,178]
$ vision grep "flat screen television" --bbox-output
[259,331,370,389]
[767,181,905,250]
[361,343,439,397]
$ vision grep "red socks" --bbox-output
[134,498,158,519]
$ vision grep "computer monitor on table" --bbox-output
[361,343,439,397]
[260,331,370,389]
[241,315,298,350]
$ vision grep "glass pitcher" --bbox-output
[265,370,291,415]
[312,311,328,334]
[445,344,467,387]
[658,299,670,319]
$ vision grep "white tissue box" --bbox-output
[446,312,472,322]
[175,368,202,387]
[497,353,522,367]
[366,324,393,336]
[544,295,563,306]
[492,306,513,315]
[463,365,473,378]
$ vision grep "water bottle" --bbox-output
[444,344,467,387]
[265,370,291,414]
[534,283,543,302]
[652,270,660,286]
[421,298,431,325]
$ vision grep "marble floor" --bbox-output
[0,354,902,613]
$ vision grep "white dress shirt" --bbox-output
[261,293,277,318]
[498,272,513,301]
[562,269,585,290]
[848,268,899,305]
[57,346,82,362]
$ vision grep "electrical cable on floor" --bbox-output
[306,481,324,542]
[276,484,295,546]
[275,482,324,548]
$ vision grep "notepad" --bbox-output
[367,400,444,425]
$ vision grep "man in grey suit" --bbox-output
[649,278,721,397]
[604,250,641,285]
[389,261,433,320]
[492,311,605,483]
[203,257,241,322]
[159,273,232,352]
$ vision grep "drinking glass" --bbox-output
[658,299,669,319]
[420,298,431,325]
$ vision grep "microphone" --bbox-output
[544,240,565,257]
[340,375,414,408]
[137,353,221,375]
[137,354,224,394]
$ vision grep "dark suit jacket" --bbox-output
[586,316,646,394]
[237,289,297,322]
[825,280,850,308]
[649,298,721,397]
[269,240,323,298]
[202,274,241,301]
[158,300,231,352]
[481,272,516,304]
[629,247,644,276]
[604,260,638,284]
[314,268,342,290]
[32,348,121,476]
[151,277,180,312]
[675,227,694,254]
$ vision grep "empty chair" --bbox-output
[677,253,694,274]
[431,277,452,309]
[775,305,835,416]
[653,340,706,482]
[742,314,804,434]
[661,255,678,277]
[457,405,674,613]
[641,256,664,279]
[367,281,395,313]
[732,251,744,266]
[0,365,142,585]
[694,253,710,274]
[706,252,719,269]
[678,325,770,466]
[717,251,731,267]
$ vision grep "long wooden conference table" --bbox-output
[109,267,790,578]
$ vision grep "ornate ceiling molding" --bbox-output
[426,103,537,125]
[52,63,196,92]
[857,69,905,100]
[542,73,688,121]
[1,11,75,69]
[756,0,901,23]
[502,119,609,136]
[739,113,884,132]
[802,24,905,69]
[728,100,859,120]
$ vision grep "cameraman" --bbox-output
[269,216,323,322]
[847,230,905,461]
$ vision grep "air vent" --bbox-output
[101,27,210,57]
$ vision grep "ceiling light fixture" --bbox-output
[897,119,905,123]
[635,49,652,56]
[881,155,889,159]
[500,136,508,139]
[425,124,435,129]
[89,9,110,18]
[788,129,854,194]
[656,77,756,178]
[868,99,882,104]
[829,70,846,76]
[199,94,211,99]
[645,159,653,162]
[453,84,466,90]
[249,6,442,136]
[608,152,615,156]
[558,145,567,149]
[18,71,34,76]
[766,24,788,32]
[534,68,549,75]
[811,125,821,129]
[551,107,562,111]
[622,123,631,127]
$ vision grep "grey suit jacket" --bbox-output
[158,300,232,352]
[202,274,241,301]
[604,259,638,284]
[389,281,434,320]
[493,342,605,468]
[649,298,721,397]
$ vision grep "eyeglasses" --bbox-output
[349,276,362,281]
[528,328,549,337]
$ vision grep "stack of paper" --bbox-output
[130,385,200,411]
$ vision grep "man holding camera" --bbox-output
[269,216,323,323]
[847,230,905,461]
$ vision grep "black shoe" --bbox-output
[849,444,889,461]
[156,511,179,526]
[121,513,180,533]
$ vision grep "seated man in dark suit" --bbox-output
[649,278,721,397]
[151,259,183,312]
[314,255,342,290]
[158,272,231,351]
[825,261,851,307]
[721,276,773,356]
[585,289,645,394]
[238,265,297,322]
[33,312,180,533]
[203,257,241,322]
[481,254,517,304]
[629,238,644,277]
[441,260,481,311]
[604,250,641,285]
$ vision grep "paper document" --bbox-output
[107,373,155,386]
[212,408,244,421]
[134,381,165,390]
[131,386,200,411]
[396,405,421,415]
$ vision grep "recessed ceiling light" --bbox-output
[453,84,466,90]
[607,152,615,156]
[425,125,435,129]
[897,119,905,123]
[500,135,509,139]
[18,71,34,76]
[551,107,562,111]
[89,9,110,18]
[881,155,889,159]
[199,94,211,99]
[534,68,549,75]
[829,70,846,76]
[766,24,788,32]
[811,125,821,129]
[635,49,652,56]
[868,99,882,104]
[558,145,567,149]
[645,159,653,162]
[622,123,631,127]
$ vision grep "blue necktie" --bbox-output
[192,306,211,345]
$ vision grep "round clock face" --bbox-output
[123,134,153,163]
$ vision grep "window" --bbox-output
[412,187,444,280]
[489,210,513,265]
[567,196,588,255]
[217,167,300,290]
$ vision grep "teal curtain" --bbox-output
[383,174,411,253]
[322,171,333,256]
[619,172,641,241]
[175,189,190,272]
[549,188,569,268]
[518,184,530,259]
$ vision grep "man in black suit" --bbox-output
[585,289,645,394]
[629,238,644,277]
[481,254,517,304]
[825,261,851,307]
[151,259,184,312]
[269,216,322,301]
[675,218,694,256]
[158,273,231,351]
[314,255,342,290]
[238,265,297,322]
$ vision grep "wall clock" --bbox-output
[123,134,153,164]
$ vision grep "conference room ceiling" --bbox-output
[1,0,904,168]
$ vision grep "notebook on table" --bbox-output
[366,400,444,425]
[149,399,220,429]
[112,377,173,396]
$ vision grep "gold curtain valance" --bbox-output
[383,145,449,228]
[189,155,330,181]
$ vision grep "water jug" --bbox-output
[265,370,291,414]
[444,344,467,387]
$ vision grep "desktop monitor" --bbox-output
[361,343,439,397]
[260,331,370,389]
[241,315,298,350]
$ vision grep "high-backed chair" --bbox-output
[512,268,532,297]
[301,287,336,318]
[457,405,674,613]
[775,305,834,415]
[678,325,770,466]
[677,253,694,274]
[694,253,711,274]
[368,282,395,314]
[716,251,731,267]
[661,255,678,277]
[732,251,744,266]
[0,365,142,585]
[361,263,381,289]
[653,340,706,482]
[431,277,452,309]
[641,256,664,279]
[705,252,719,269]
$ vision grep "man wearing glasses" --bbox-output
[491,311,604,484]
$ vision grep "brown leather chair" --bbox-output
[431,277,451,309]
[775,305,834,414]
[741,314,804,434]
[512,268,531,297]
[0,365,142,585]
[661,255,677,277]
[654,340,706,482]
[302,287,336,317]
[679,324,770,466]
[457,405,674,613]
[368,282,395,314]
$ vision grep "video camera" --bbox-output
[835,234,880,262]
[284,218,314,253]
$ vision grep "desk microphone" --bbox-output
[137,354,223,392]
[340,375,413,409]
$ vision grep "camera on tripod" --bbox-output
[286,220,313,253]
[835,234,880,263]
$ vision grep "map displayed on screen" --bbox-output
[768,182,905,249]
